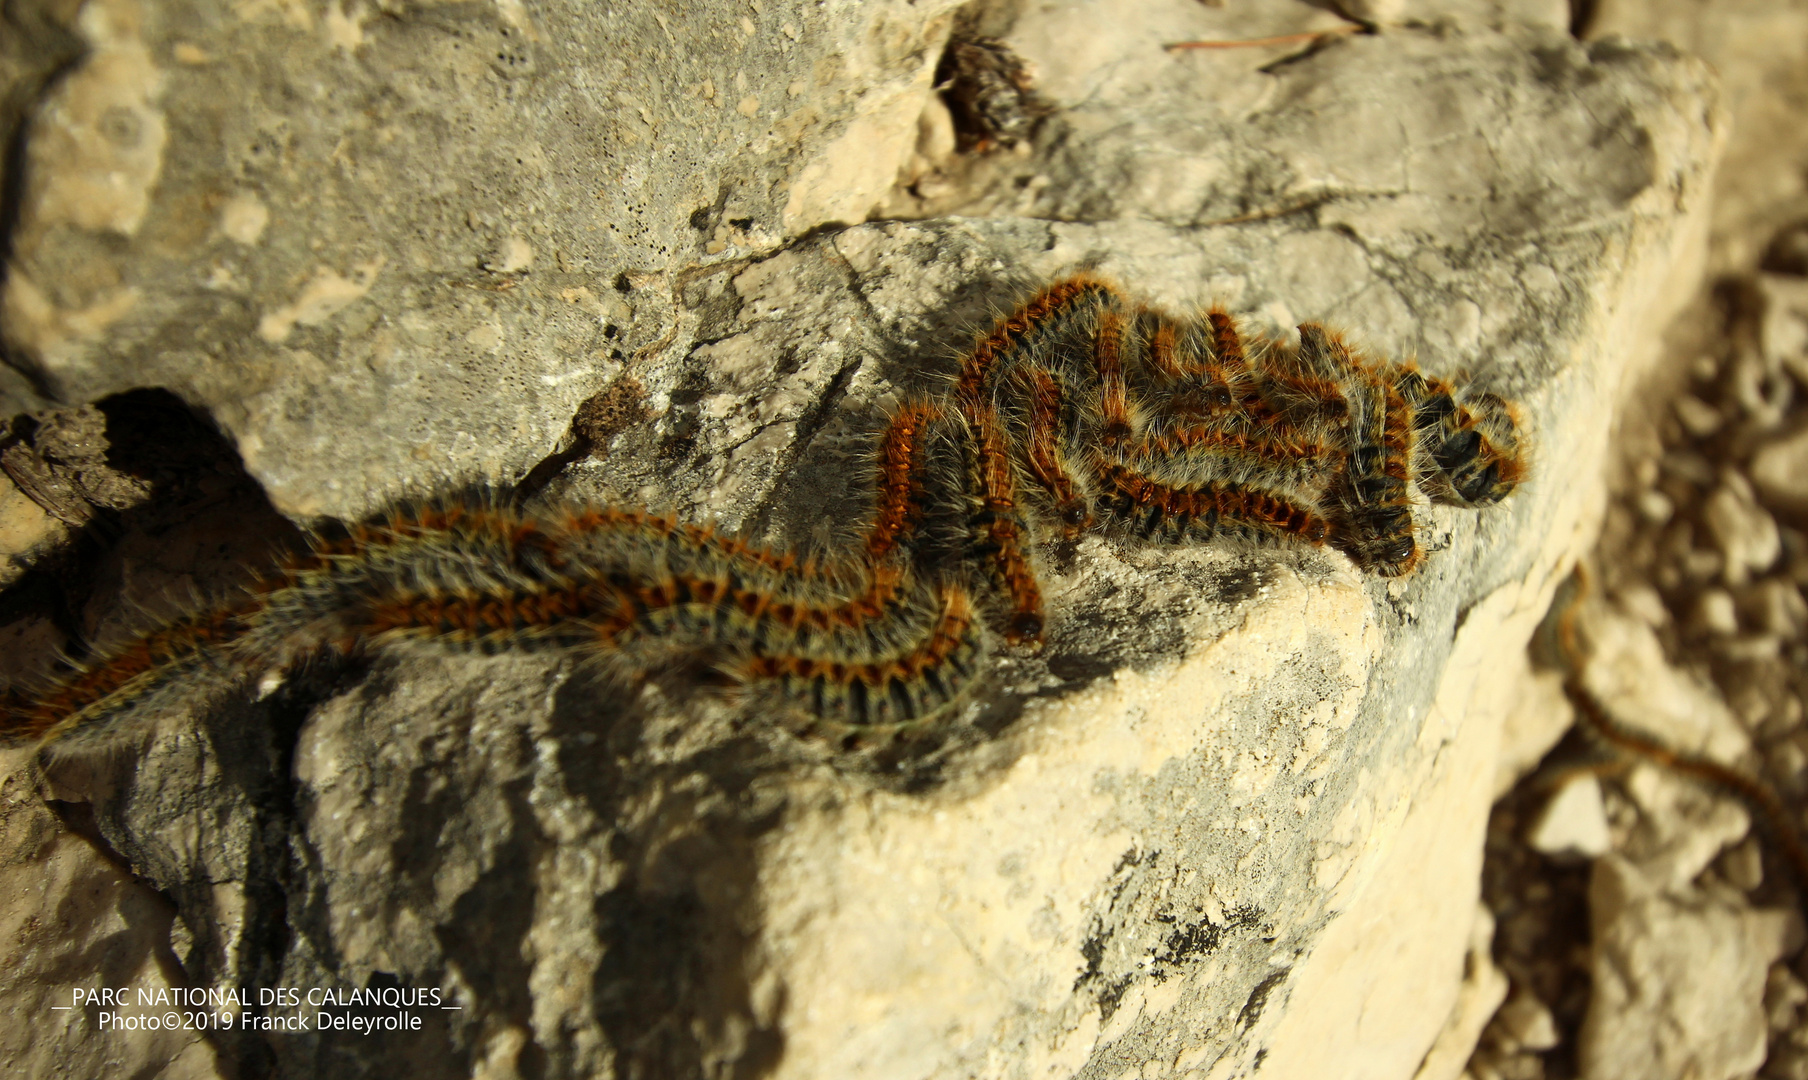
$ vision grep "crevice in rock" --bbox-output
[0,388,304,675]
[1255,30,1359,75]
[1568,0,1601,40]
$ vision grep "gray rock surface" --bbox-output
[0,748,222,1080]
[2,0,964,517]
[1462,11,1808,1069]
[0,2,1724,1080]
[1589,0,1808,275]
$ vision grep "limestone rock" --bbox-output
[1705,471,1783,586]
[0,4,1724,1080]
[1576,601,1752,765]
[1587,0,1808,274]
[0,473,67,589]
[1,0,965,519]
[0,749,222,1080]
[1581,853,1800,1080]
[1527,775,1611,861]
[1751,426,1808,515]
[1410,904,1510,1080]
[1757,274,1808,389]
[1493,664,1574,799]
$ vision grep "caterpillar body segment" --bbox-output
[741,582,987,733]
[1316,339,1422,578]
[1390,368,1526,508]
[7,604,258,752]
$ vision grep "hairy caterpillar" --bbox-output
[0,275,1526,751]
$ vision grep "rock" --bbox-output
[1767,224,1808,275]
[1579,604,1752,766]
[1721,836,1765,892]
[1410,904,1510,1080]
[1743,578,1808,637]
[1588,0,1808,274]
[1705,471,1782,585]
[1635,487,1675,524]
[1581,853,1800,1080]
[0,405,154,533]
[0,750,223,1080]
[1758,273,1808,387]
[1493,666,1574,799]
[0,0,968,520]
[1615,583,1671,628]
[1751,427,1808,515]
[0,4,1723,1080]
[1673,393,1724,438]
[1694,587,1741,636]
[1618,763,1753,892]
[1491,985,1559,1052]
[1766,963,1808,1034]
[0,474,66,589]
[1527,774,1612,861]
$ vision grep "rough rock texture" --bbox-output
[1561,248,1808,1080]
[1581,805,1798,1080]
[0,748,221,1079]
[0,2,1725,1079]
[1464,2,1808,1074]
[1,0,966,516]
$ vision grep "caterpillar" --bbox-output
[0,275,1526,752]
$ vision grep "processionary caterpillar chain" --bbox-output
[1,275,1527,750]
[1554,568,1808,891]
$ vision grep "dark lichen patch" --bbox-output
[1149,903,1268,982]
[1074,843,1273,1025]
[1235,968,1289,1031]
[1199,560,1270,608]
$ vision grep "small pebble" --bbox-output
[1730,684,1773,728]
[1729,349,1793,427]
[1617,584,1670,628]
[1674,394,1724,437]
[1637,489,1675,524]
[1663,449,1716,486]
[1768,963,1808,1033]
[1751,427,1808,513]
[1722,836,1764,891]
[1684,547,1725,582]
[1695,588,1740,636]
[1494,986,1561,1051]
[1528,774,1611,860]
[1758,274,1808,368]
[1763,228,1808,275]
[1772,739,1808,788]
[1779,694,1804,731]
[1705,472,1782,585]
[1717,634,1782,662]
[1747,579,1807,636]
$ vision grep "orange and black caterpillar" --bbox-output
[0,275,1526,750]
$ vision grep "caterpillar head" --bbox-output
[1423,391,1526,508]
[1330,502,1422,578]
